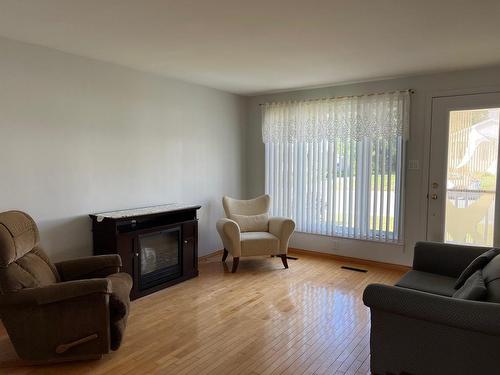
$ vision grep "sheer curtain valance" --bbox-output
[262,91,410,144]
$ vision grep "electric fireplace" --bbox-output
[90,204,200,299]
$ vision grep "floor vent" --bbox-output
[341,266,367,273]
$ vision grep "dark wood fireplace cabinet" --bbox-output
[90,204,201,300]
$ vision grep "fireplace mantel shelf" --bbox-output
[91,203,201,221]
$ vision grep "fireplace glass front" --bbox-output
[138,227,181,290]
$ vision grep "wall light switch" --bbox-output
[408,160,420,170]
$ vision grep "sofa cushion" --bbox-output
[396,270,457,297]
[107,272,132,351]
[231,213,269,232]
[482,253,500,302]
[453,270,487,300]
[455,248,499,289]
[240,232,279,256]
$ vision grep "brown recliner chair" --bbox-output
[0,210,132,362]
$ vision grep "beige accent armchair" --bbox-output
[0,211,132,363]
[216,195,295,272]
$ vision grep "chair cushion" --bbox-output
[231,213,269,232]
[482,253,500,302]
[455,248,499,289]
[453,270,487,300]
[107,272,132,351]
[396,270,457,297]
[240,232,279,256]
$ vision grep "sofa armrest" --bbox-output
[363,283,500,335]
[55,254,122,281]
[268,217,295,254]
[0,278,111,307]
[412,241,488,278]
[216,218,241,257]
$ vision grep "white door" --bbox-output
[427,92,500,247]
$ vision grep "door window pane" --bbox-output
[445,108,499,246]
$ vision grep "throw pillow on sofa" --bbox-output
[455,248,499,289]
[453,270,487,300]
[481,253,500,302]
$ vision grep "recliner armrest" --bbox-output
[0,278,111,307]
[363,283,500,336]
[55,254,122,281]
[412,241,489,278]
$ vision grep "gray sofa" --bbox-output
[363,241,500,375]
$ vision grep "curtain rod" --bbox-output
[258,89,414,106]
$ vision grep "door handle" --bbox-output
[431,193,438,200]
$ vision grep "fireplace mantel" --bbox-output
[90,204,201,299]
[93,203,201,220]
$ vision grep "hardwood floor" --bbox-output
[0,251,405,375]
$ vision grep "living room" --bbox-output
[1,1,500,374]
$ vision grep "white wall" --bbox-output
[246,66,500,266]
[0,37,246,260]
[4,35,500,267]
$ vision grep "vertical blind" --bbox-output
[262,91,410,242]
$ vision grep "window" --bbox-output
[262,91,410,242]
[444,108,499,246]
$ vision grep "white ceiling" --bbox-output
[0,0,500,95]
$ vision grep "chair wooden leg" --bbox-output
[279,254,289,269]
[231,257,240,273]
[222,249,228,262]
